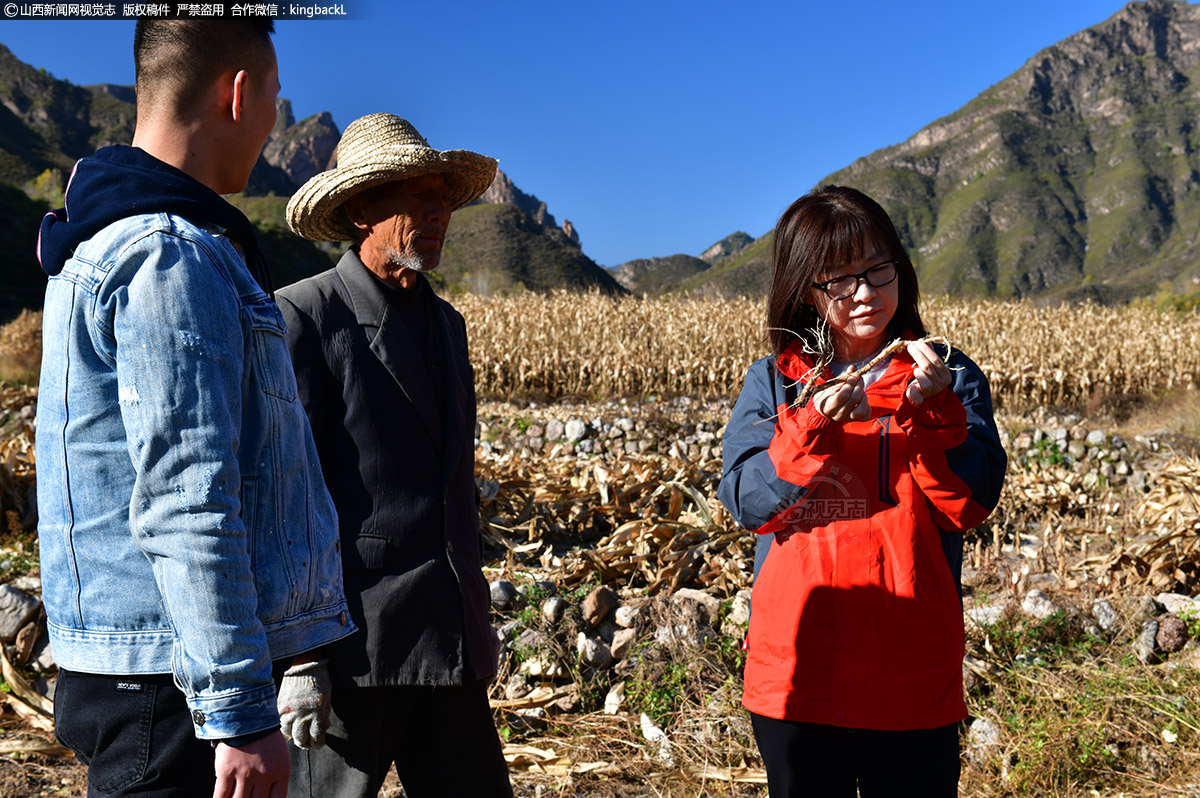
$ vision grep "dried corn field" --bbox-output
[456,293,1200,411]
[459,293,763,400]
[1101,453,1200,592]
[924,298,1200,410]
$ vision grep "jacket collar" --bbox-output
[775,332,919,402]
[38,145,272,293]
[336,250,445,452]
[337,248,392,328]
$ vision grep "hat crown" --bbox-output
[288,111,497,242]
[333,113,432,169]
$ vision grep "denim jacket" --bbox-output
[36,211,355,740]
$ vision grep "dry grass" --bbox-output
[7,295,1200,794]
[458,292,763,400]
[454,293,1200,411]
[10,295,1200,411]
[924,298,1200,413]
[960,604,1200,798]
[472,440,1200,798]
[0,311,40,386]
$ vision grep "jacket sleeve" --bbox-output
[104,232,277,740]
[718,358,840,535]
[895,351,1007,532]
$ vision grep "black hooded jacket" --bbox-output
[38,145,272,292]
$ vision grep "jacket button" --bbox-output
[192,710,206,727]
[340,611,347,626]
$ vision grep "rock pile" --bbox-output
[476,397,730,462]
[488,577,751,723]
[1007,413,1143,492]
[0,577,56,727]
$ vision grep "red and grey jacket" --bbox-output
[718,337,1006,730]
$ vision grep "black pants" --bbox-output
[54,669,216,798]
[288,679,513,798]
[750,712,961,798]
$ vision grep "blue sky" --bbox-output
[1,0,1147,266]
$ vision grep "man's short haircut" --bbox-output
[134,19,276,116]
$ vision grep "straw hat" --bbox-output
[287,113,498,242]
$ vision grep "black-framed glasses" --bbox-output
[811,260,899,301]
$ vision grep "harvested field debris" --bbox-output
[6,296,1200,794]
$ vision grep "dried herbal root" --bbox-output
[794,335,953,409]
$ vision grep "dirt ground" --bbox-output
[6,392,1200,797]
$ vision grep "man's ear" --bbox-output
[343,195,372,233]
[230,69,249,123]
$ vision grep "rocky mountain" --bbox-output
[685,0,1200,303]
[474,168,582,247]
[0,44,136,185]
[262,99,339,186]
[439,203,621,294]
[611,254,711,294]
[699,231,753,264]
[0,44,618,320]
[9,1,1200,311]
[678,233,774,297]
[608,231,769,297]
[0,46,335,319]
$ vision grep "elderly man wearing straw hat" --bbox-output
[276,113,512,797]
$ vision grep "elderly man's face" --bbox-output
[347,172,451,287]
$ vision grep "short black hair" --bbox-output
[134,19,276,116]
[766,185,925,357]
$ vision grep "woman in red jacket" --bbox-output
[718,186,1007,797]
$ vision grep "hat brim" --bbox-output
[287,148,498,242]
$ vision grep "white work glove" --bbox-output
[277,659,332,749]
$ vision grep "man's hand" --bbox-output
[905,341,951,405]
[213,731,289,798]
[814,368,870,422]
[277,659,332,749]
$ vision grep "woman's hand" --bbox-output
[814,368,871,421]
[905,341,951,405]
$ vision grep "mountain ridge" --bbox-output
[5,2,1198,313]
[0,46,620,321]
[681,0,1200,303]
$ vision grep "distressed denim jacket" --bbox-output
[37,212,355,740]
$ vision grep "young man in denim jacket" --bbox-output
[35,19,354,797]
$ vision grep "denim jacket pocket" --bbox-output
[242,476,296,614]
[240,477,259,570]
[243,298,298,402]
